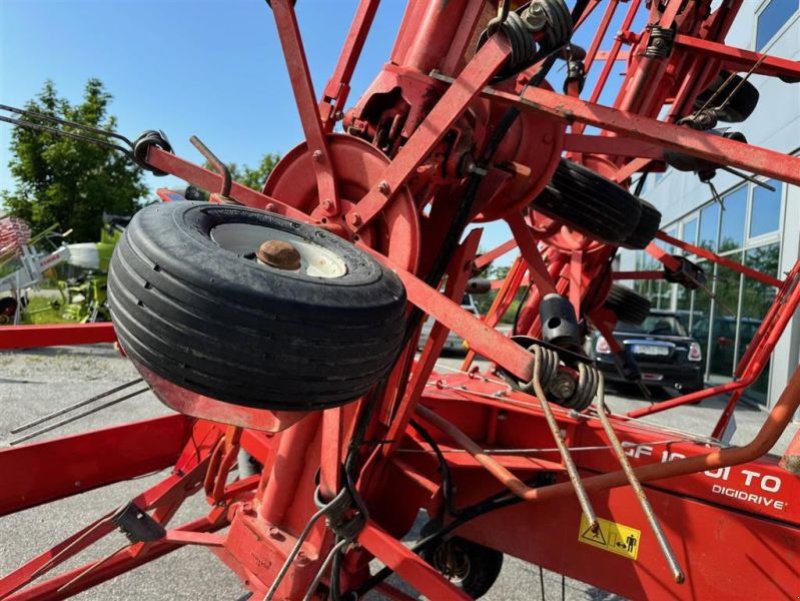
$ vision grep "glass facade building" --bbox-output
[618,1,800,409]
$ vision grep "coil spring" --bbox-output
[644,25,675,59]
[569,362,599,412]
[528,345,597,412]
[524,343,560,394]
[533,0,572,52]
[479,0,573,82]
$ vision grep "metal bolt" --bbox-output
[265,202,277,212]
[321,198,333,211]
[295,551,310,566]
[312,150,323,162]
[377,180,391,195]
[268,526,285,541]
[548,372,577,401]
[348,212,362,227]
[522,2,547,31]
[257,240,301,270]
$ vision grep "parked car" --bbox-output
[592,310,705,392]
[691,315,761,374]
[419,294,480,353]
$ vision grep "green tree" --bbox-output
[2,79,147,241]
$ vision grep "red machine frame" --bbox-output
[2,1,800,599]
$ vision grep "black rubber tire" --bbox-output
[693,71,759,123]
[621,198,662,250]
[603,284,651,325]
[108,201,407,411]
[420,521,503,599]
[533,159,641,246]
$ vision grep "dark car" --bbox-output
[592,310,705,393]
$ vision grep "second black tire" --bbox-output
[603,284,651,325]
[693,71,759,123]
[534,159,659,249]
[108,201,407,411]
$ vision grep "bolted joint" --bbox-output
[257,240,301,270]
[521,2,548,32]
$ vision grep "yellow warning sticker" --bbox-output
[578,515,641,560]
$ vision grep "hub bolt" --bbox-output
[257,240,301,270]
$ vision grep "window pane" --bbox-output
[690,262,712,365]
[707,255,743,380]
[756,0,800,49]
[682,218,698,248]
[738,244,780,403]
[699,203,719,251]
[719,187,747,252]
[750,180,782,237]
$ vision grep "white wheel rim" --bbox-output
[211,223,348,279]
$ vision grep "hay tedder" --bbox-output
[2,1,800,599]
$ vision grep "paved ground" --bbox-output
[0,345,796,600]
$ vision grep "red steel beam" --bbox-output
[674,34,800,81]
[654,231,783,288]
[319,0,381,130]
[0,323,116,350]
[145,148,311,221]
[364,247,535,382]
[270,0,339,210]
[358,521,471,601]
[474,238,517,269]
[464,78,800,187]
[0,414,191,516]
[348,34,511,230]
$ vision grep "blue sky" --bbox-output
[0,0,635,260]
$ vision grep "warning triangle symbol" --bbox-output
[581,525,607,546]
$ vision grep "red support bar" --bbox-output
[364,247,535,382]
[674,34,800,81]
[474,238,517,269]
[4,514,226,601]
[0,323,116,350]
[349,34,511,230]
[270,0,339,210]
[612,270,664,280]
[145,148,312,221]
[562,133,664,159]
[506,213,557,297]
[470,79,800,187]
[0,414,191,516]
[319,0,381,130]
[358,521,471,601]
[654,231,783,288]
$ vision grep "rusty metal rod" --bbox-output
[189,135,231,197]
[9,388,150,446]
[526,365,800,503]
[414,405,542,500]
[416,348,600,533]
[593,371,684,584]
[10,379,143,434]
[529,347,598,532]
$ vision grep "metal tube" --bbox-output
[11,379,143,434]
[9,388,150,446]
[529,349,598,532]
[594,371,684,584]
[519,365,800,504]
[258,413,322,524]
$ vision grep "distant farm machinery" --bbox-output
[1,1,800,600]
[0,215,127,326]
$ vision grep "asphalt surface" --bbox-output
[0,345,796,600]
